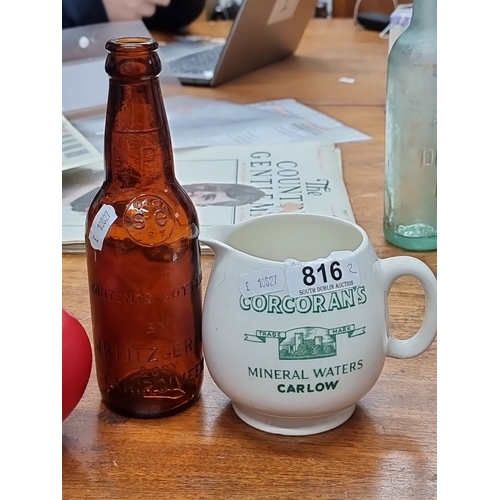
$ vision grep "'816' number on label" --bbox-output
[284,251,360,298]
[302,261,342,286]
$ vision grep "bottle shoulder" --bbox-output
[390,27,436,65]
[90,181,196,211]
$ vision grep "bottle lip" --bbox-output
[105,37,159,53]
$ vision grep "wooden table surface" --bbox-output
[62,19,437,500]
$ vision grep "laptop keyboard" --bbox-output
[169,45,224,75]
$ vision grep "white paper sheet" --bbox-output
[70,96,371,154]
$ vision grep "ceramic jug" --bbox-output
[200,213,437,436]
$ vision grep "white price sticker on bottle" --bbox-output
[284,251,361,298]
[88,204,117,251]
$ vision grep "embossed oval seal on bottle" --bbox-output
[124,195,175,246]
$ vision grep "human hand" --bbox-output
[103,0,172,22]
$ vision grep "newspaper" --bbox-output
[62,140,354,254]
[69,96,371,152]
[62,115,102,171]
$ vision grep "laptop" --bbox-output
[160,0,318,87]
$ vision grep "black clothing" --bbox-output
[62,0,206,33]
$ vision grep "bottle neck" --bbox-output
[104,75,175,187]
[408,0,437,31]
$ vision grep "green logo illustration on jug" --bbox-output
[244,324,366,360]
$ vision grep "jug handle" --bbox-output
[379,256,437,359]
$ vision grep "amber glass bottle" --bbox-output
[85,38,203,418]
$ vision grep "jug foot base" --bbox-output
[231,403,356,436]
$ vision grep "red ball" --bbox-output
[62,308,92,421]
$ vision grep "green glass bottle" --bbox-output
[384,0,437,251]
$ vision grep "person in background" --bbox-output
[62,0,206,33]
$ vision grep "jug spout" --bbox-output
[199,224,234,257]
